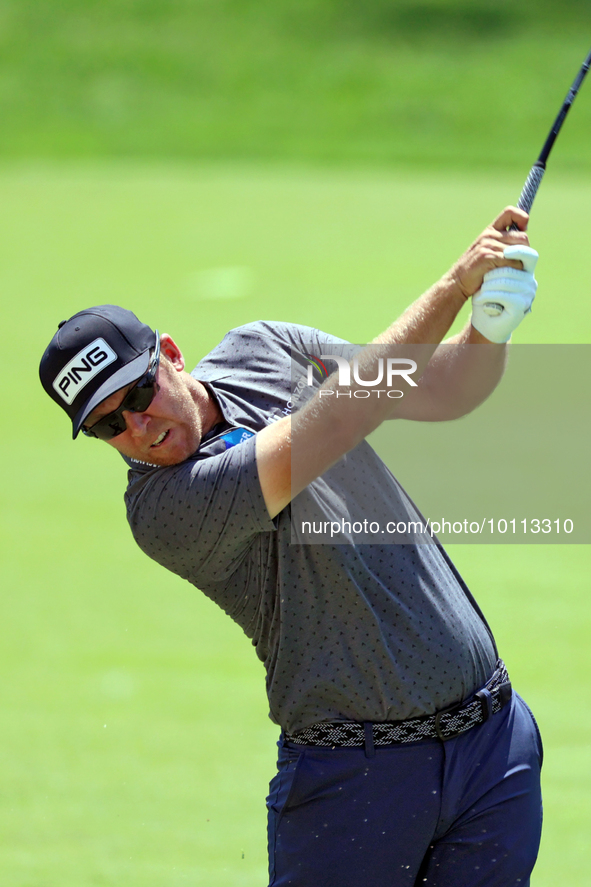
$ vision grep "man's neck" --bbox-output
[189,376,224,437]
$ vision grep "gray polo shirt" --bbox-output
[125,321,497,734]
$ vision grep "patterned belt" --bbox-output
[285,660,512,747]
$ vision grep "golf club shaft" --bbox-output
[510,46,591,229]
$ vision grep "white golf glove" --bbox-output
[471,245,538,343]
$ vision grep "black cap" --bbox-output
[39,305,157,439]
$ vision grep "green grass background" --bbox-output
[2,164,590,886]
[1,2,590,885]
[0,1,590,172]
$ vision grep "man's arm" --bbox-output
[256,206,531,518]
[388,323,507,422]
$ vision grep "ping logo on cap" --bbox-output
[53,338,117,405]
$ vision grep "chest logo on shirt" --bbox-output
[220,427,255,449]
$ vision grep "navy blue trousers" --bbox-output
[267,693,543,887]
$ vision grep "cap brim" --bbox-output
[72,349,151,439]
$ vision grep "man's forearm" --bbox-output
[257,207,532,518]
[371,270,467,347]
[404,321,507,422]
[297,207,531,450]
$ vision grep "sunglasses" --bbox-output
[83,333,161,441]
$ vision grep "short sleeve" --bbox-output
[125,434,276,586]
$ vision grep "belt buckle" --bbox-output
[475,688,493,721]
[498,681,513,708]
[434,699,466,742]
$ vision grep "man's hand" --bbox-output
[447,206,531,301]
[471,245,539,343]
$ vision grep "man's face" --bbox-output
[84,337,212,466]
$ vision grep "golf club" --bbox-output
[484,45,591,316]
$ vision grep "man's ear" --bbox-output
[160,333,185,371]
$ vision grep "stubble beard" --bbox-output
[149,384,203,467]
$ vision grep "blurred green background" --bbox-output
[1,2,590,885]
[0,0,590,170]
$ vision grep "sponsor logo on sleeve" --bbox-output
[52,338,118,405]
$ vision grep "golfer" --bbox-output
[40,206,543,886]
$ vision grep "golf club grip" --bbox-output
[509,163,546,231]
